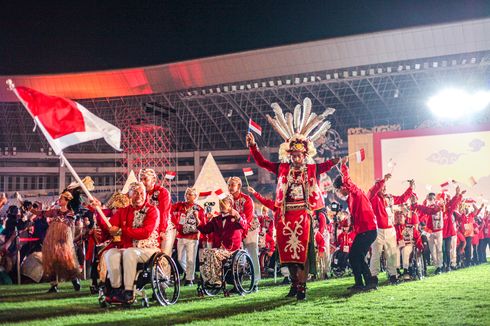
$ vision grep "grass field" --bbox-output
[0,263,489,326]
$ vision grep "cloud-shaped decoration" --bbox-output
[426,149,463,165]
[468,138,485,152]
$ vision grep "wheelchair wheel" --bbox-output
[151,253,180,305]
[415,252,426,280]
[259,249,271,278]
[232,250,255,295]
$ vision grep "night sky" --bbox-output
[0,0,489,75]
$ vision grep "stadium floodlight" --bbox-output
[427,88,490,119]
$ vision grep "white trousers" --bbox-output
[244,227,260,282]
[400,244,413,269]
[162,222,177,256]
[450,235,457,266]
[428,230,443,268]
[324,231,331,273]
[370,227,398,277]
[177,238,199,281]
[105,247,159,290]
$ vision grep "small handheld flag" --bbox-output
[198,191,212,200]
[215,188,227,200]
[242,167,253,187]
[248,119,262,136]
[165,171,176,180]
[243,168,254,177]
[355,148,365,163]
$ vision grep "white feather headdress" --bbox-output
[266,97,335,162]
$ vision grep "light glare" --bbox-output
[427,88,490,119]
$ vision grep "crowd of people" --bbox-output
[0,98,489,305]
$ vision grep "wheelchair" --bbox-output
[330,249,351,278]
[98,251,180,308]
[197,249,255,297]
[408,246,426,280]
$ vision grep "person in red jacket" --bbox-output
[197,194,247,286]
[257,206,275,253]
[395,213,423,280]
[412,193,444,274]
[96,182,160,303]
[227,176,259,289]
[335,225,356,270]
[138,169,172,255]
[454,203,483,267]
[478,209,490,263]
[171,187,205,286]
[442,188,463,271]
[333,160,377,291]
[367,173,413,285]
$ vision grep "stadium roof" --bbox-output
[1,18,489,152]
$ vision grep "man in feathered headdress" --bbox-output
[246,97,339,300]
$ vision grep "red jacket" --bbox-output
[455,205,483,237]
[342,164,377,234]
[484,215,490,238]
[197,213,247,251]
[249,144,335,212]
[442,194,463,238]
[368,179,412,229]
[171,202,205,240]
[315,231,326,253]
[412,203,442,232]
[336,231,356,253]
[395,223,423,250]
[109,202,159,249]
[147,185,171,234]
[258,214,275,251]
[232,192,254,237]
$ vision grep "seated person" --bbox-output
[395,213,423,279]
[335,224,356,269]
[93,182,160,303]
[197,194,247,286]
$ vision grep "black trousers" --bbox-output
[443,237,452,268]
[465,237,473,266]
[478,238,489,263]
[349,230,377,286]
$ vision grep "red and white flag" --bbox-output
[164,171,176,180]
[355,148,365,163]
[248,118,262,136]
[215,188,227,200]
[242,167,254,177]
[198,191,212,200]
[13,86,121,155]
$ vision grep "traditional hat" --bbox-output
[266,97,335,162]
[106,191,130,209]
[67,176,95,191]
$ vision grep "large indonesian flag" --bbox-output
[14,86,121,155]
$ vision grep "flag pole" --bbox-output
[6,79,112,228]
[59,153,112,227]
[244,175,250,188]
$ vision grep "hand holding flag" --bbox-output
[248,119,262,136]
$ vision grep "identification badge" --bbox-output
[343,245,349,253]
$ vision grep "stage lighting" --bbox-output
[427,88,490,119]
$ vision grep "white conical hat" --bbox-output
[121,170,138,194]
[193,153,228,215]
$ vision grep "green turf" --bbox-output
[0,263,489,326]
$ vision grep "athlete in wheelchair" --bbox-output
[395,211,425,281]
[91,182,180,307]
[196,194,255,297]
[331,224,354,277]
